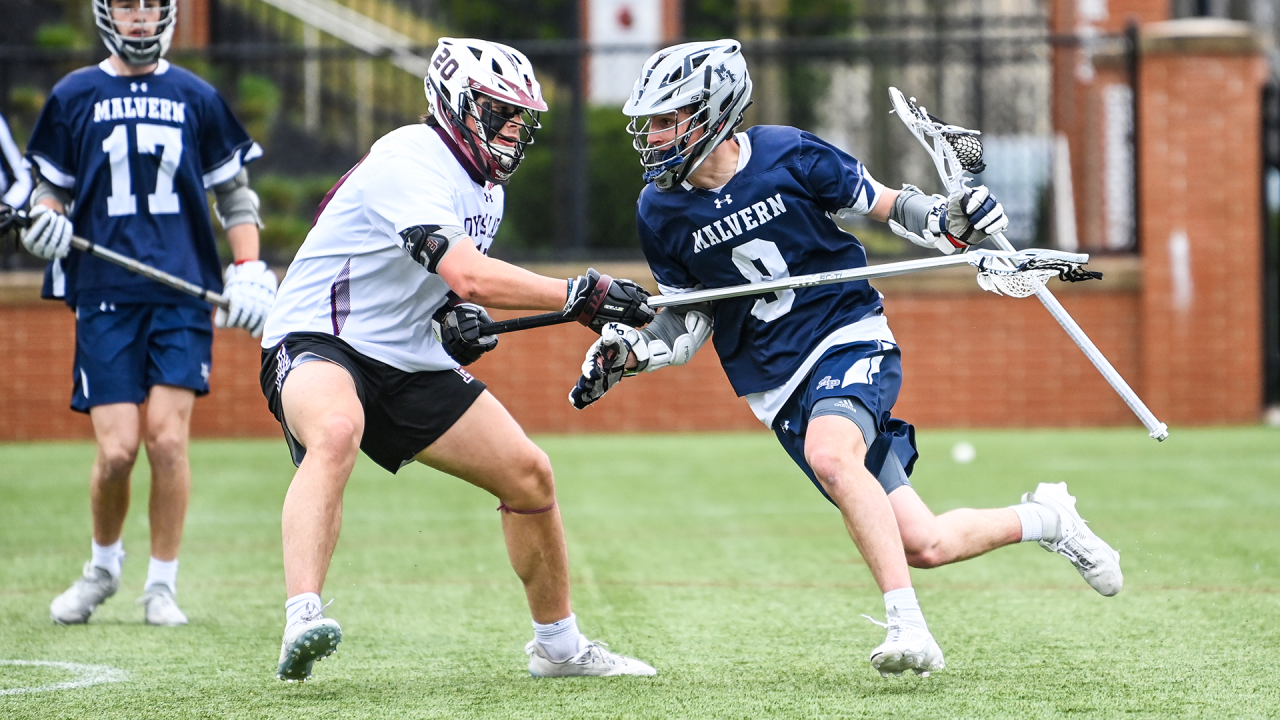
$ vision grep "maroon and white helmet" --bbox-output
[424,38,547,185]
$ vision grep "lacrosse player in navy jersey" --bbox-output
[258,38,656,683]
[571,40,1124,677]
[21,0,276,627]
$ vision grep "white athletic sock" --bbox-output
[145,557,179,595]
[285,592,323,631]
[884,587,928,632]
[533,613,588,663]
[1011,500,1059,542]
[90,539,124,579]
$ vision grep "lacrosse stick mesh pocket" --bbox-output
[944,133,986,173]
[976,269,1058,298]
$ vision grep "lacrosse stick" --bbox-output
[889,87,1168,441]
[0,207,230,309]
[646,249,1097,308]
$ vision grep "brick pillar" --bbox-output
[1138,19,1267,423]
[1050,0,1167,251]
[172,0,210,49]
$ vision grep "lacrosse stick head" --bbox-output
[889,87,988,192]
[969,249,1101,298]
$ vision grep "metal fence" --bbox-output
[1,16,1083,268]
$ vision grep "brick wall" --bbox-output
[0,258,1160,441]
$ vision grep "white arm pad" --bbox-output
[211,169,262,229]
[629,306,713,374]
[30,178,73,211]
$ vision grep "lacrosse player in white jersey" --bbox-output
[259,38,657,683]
[571,40,1124,678]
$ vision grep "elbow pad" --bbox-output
[631,307,712,374]
[400,224,466,273]
[211,169,263,229]
[30,178,73,212]
[886,184,943,249]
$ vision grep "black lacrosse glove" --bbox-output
[436,302,498,366]
[564,268,656,333]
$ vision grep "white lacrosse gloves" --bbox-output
[215,260,278,337]
[21,205,74,261]
[924,186,1010,255]
[569,322,640,409]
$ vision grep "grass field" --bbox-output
[1,428,1278,719]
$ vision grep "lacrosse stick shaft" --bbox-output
[988,232,1169,441]
[647,253,978,308]
[477,310,577,336]
[71,235,230,310]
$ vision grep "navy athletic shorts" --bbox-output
[771,340,919,506]
[260,332,487,474]
[71,302,213,413]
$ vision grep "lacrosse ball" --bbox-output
[950,441,976,464]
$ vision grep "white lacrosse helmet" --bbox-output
[424,37,548,185]
[623,39,752,191]
[93,0,177,67]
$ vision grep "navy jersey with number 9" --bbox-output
[26,59,260,308]
[637,125,886,397]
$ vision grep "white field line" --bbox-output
[0,660,129,696]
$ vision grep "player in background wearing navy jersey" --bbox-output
[20,0,276,627]
[0,112,33,213]
[571,40,1124,677]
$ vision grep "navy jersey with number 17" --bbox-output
[26,59,260,308]
[637,125,887,397]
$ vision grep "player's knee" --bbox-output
[805,447,852,489]
[306,413,362,464]
[143,428,188,466]
[96,442,139,479]
[502,447,556,508]
[901,526,945,568]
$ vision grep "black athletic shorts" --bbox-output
[260,332,486,473]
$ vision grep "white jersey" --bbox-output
[262,124,503,372]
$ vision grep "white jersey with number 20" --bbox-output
[262,124,503,373]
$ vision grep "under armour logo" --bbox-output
[714,194,733,209]
[782,420,790,431]
[200,363,211,382]
[130,82,149,93]
[816,376,840,390]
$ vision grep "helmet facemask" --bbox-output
[433,85,541,185]
[94,0,176,67]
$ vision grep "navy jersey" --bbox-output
[637,125,885,396]
[26,59,260,308]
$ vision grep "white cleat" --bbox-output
[1024,482,1123,596]
[526,640,657,678]
[137,584,188,626]
[865,615,945,678]
[50,563,118,625]
[276,607,342,682]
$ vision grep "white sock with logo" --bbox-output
[884,587,928,632]
[90,539,124,579]
[533,613,588,662]
[285,592,323,631]
[145,557,179,595]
